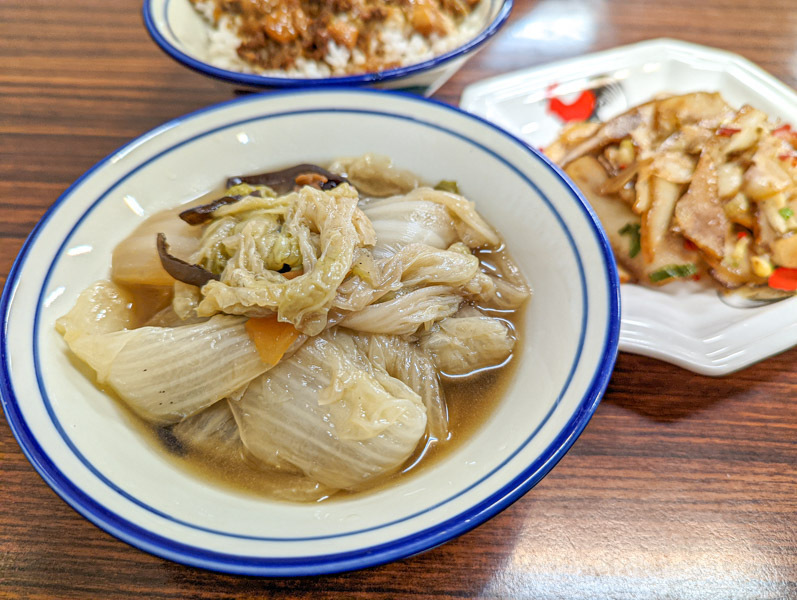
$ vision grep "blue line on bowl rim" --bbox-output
[35,107,587,542]
[1,88,620,576]
[141,0,513,88]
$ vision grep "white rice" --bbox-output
[194,1,488,78]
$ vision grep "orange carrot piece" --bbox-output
[282,269,303,280]
[294,172,329,188]
[245,315,300,366]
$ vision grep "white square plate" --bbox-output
[462,38,797,375]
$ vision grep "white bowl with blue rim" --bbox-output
[142,0,513,95]
[0,89,619,575]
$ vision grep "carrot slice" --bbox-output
[245,315,300,366]
[295,172,329,188]
[282,269,303,280]
[768,267,797,291]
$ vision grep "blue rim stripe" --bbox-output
[1,89,620,576]
[35,108,586,541]
[141,0,513,89]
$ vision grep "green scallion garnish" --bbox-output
[434,180,460,194]
[779,207,794,220]
[619,223,641,258]
[649,263,698,283]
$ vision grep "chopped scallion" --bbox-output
[779,207,794,220]
[619,223,641,258]
[649,263,698,283]
[434,180,460,194]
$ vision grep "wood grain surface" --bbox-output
[1,1,796,598]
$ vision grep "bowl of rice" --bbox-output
[142,0,512,94]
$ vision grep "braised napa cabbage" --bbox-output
[58,155,531,500]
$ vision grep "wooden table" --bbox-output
[1,1,795,598]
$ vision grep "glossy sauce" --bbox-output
[110,178,527,503]
[129,304,525,503]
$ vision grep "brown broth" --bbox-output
[130,306,525,504]
[345,323,524,500]
[99,176,528,503]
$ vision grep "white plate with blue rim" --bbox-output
[0,89,619,575]
[462,39,797,376]
[142,0,513,95]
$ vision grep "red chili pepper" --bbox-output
[548,89,597,122]
[691,274,701,281]
[737,230,750,239]
[768,267,797,291]
[717,127,741,137]
[772,124,797,148]
[683,239,698,251]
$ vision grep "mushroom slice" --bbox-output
[641,177,682,263]
[773,234,797,268]
[654,92,734,136]
[565,156,645,281]
[674,142,733,261]
[544,121,601,164]
[558,101,657,167]
[632,170,652,215]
